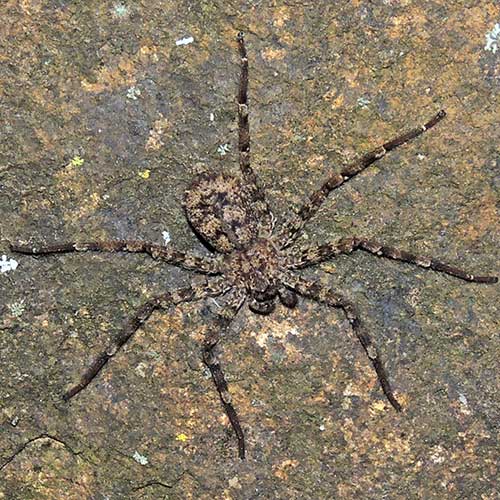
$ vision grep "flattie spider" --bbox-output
[11,33,497,459]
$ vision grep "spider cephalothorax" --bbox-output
[10,32,497,459]
[184,170,291,314]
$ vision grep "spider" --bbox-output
[10,33,497,459]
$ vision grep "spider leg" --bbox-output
[287,237,498,283]
[10,240,220,274]
[63,278,228,400]
[203,347,246,459]
[202,288,247,458]
[278,110,446,247]
[285,275,402,411]
[237,32,275,234]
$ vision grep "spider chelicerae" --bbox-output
[11,33,497,459]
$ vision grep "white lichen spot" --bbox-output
[429,444,446,464]
[416,153,426,161]
[126,86,141,100]
[1,255,18,273]
[370,400,387,413]
[112,3,129,18]
[135,362,148,378]
[209,112,215,122]
[343,383,357,397]
[217,143,231,156]
[485,23,500,53]
[11,416,19,427]
[319,424,325,432]
[176,36,194,46]
[228,476,241,489]
[132,451,148,465]
[458,392,472,415]
[8,300,25,317]
[162,230,171,245]
[145,113,170,151]
[357,96,371,108]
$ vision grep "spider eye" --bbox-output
[249,298,275,315]
[254,285,277,303]
[279,288,298,308]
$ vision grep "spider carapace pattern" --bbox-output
[11,33,497,459]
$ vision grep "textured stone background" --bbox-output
[1,1,499,499]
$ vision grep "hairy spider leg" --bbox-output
[62,280,228,400]
[287,237,498,283]
[203,346,246,459]
[202,288,247,458]
[286,275,402,411]
[237,32,275,234]
[279,110,447,248]
[10,240,220,274]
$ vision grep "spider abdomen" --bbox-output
[184,172,259,253]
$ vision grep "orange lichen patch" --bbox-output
[323,91,345,111]
[369,400,389,413]
[145,113,173,151]
[342,357,398,407]
[399,58,438,91]
[138,44,160,62]
[181,34,211,67]
[325,351,343,375]
[305,388,329,406]
[341,417,412,465]
[165,387,206,424]
[39,315,50,330]
[81,44,161,94]
[277,125,296,146]
[249,317,304,363]
[227,476,242,491]
[19,0,43,14]
[32,127,58,152]
[261,47,287,62]
[272,7,291,28]
[273,459,299,480]
[52,164,102,222]
[335,72,357,93]
[148,310,184,346]
[456,4,499,34]
[455,193,497,243]
[110,396,132,420]
[347,187,367,204]
[75,306,90,318]
[305,154,326,171]
[381,431,412,456]
[320,262,337,274]
[30,87,80,119]
[301,113,324,140]
[433,68,473,109]
[388,7,429,39]
[81,57,136,93]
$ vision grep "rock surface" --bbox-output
[1,1,498,498]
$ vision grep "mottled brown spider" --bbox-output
[11,33,497,459]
